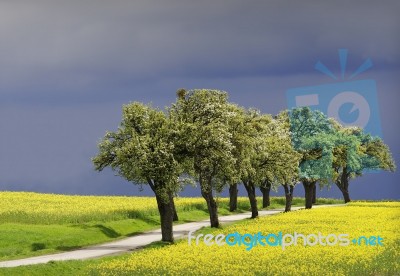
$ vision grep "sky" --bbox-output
[0,1,399,200]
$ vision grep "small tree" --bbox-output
[92,102,183,242]
[270,112,300,212]
[239,110,269,219]
[332,126,396,203]
[288,107,337,209]
[170,89,236,228]
[222,104,275,213]
[232,109,300,218]
[225,104,251,212]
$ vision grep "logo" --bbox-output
[188,231,384,251]
[286,49,382,137]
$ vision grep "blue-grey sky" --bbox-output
[0,1,399,199]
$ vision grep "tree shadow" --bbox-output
[31,243,46,251]
[126,231,146,237]
[93,224,120,238]
[56,245,82,251]
[125,211,160,225]
[70,224,121,238]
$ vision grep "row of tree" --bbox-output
[92,89,395,242]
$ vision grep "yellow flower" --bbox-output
[95,203,400,275]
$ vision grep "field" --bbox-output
[0,192,397,275]
[0,192,220,224]
[92,202,400,275]
[0,191,338,261]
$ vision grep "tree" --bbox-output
[224,104,248,212]
[223,104,258,213]
[170,89,236,228]
[92,102,183,242]
[231,109,300,218]
[331,125,396,203]
[239,110,269,219]
[272,111,301,212]
[288,107,337,209]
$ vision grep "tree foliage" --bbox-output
[170,89,237,227]
[93,102,183,241]
[92,91,396,238]
[331,125,396,202]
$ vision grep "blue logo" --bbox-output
[286,49,382,137]
[187,231,383,251]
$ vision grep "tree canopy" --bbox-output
[93,90,396,239]
[331,125,396,202]
[169,89,237,227]
[93,102,183,241]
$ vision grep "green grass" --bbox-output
[0,241,177,276]
[0,197,342,261]
[0,255,127,276]
[0,218,157,261]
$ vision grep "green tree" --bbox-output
[230,109,300,217]
[331,125,396,203]
[170,89,236,227]
[269,112,301,212]
[239,109,269,218]
[224,104,250,212]
[288,107,337,209]
[92,102,183,242]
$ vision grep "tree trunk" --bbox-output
[147,178,174,242]
[336,168,351,203]
[170,193,179,221]
[341,184,351,203]
[283,184,294,212]
[148,179,174,242]
[259,181,271,208]
[243,180,258,218]
[155,193,174,242]
[303,181,316,209]
[200,177,219,228]
[312,184,317,204]
[229,183,238,212]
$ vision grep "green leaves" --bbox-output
[93,91,396,202]
[287,106,396,188]
[228,106,300,189]
[336,127,396,176]
[288,107,337,183]
[170,89,236,192]
[92,102,182,198]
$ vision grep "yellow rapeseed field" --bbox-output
[94,202,400,275]
[0,192,250,224]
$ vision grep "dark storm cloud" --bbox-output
[0,1,399,198]
[0,0,398,104]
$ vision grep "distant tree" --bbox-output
[288,107,337,209]
[230,109,300,218]
[271,111,301,212]
[170,89,236,228]
[239,109,269,218]
[331,125,396,203]
[93,102,184,242]
[224,104,249,212]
